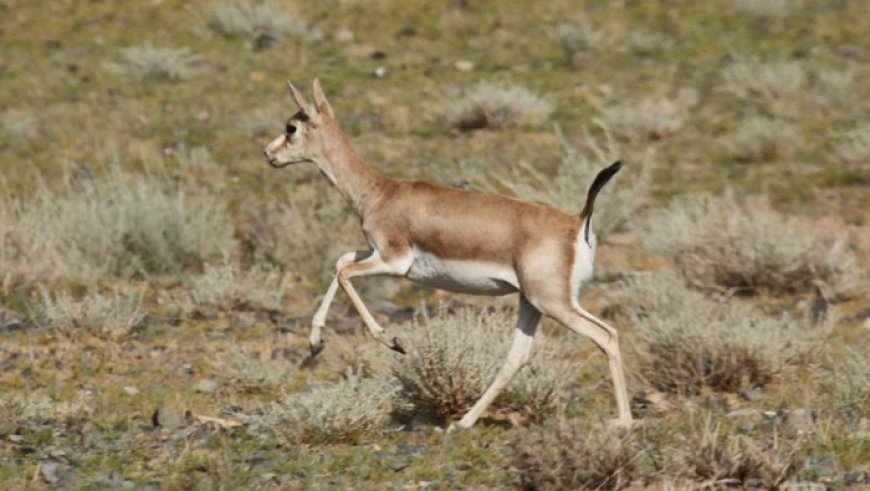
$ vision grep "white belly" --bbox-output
[405,250,519,295]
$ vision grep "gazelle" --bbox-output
[264,80,633,428]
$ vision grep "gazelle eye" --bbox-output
[285,124,297,135]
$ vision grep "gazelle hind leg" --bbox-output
[457,296,542,428]
[547,302,632,424]
[337,251,408,353]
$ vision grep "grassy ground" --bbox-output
[1,0,868,488]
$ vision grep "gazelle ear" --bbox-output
[287,80,314,115]
[312,78,335,119]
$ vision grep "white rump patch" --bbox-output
[570,218,596,305]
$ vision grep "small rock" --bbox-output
[850,430,870,440]
[726,408,761,420]
[7,434,24,443]
[152,408,189,430]
[782,408,818,434]
[334,27,354,44]
[0,307,27,332]
[388,461,410,472]
[739,387,764,402]
[634,389,671,413]
[194,379,218,394]
[373,66,387,78]
[248,70,268,83]
[806,455,841,478]
[454,60,474,72]
[40,460,60,484]
[123,386,140,396]
[253,33,278,52]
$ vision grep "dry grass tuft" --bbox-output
[216,349,296,393]
[204,1,307,39]
[489,125,650,237]
[815,67,857,106]
[642,192,864,297]
[38,289,144,340]
[2,171,235,286]
[245,372,398,444]
[723,116,802,161]
[0,391,93,425]
[836,122,870,164]
[722,56,807,100]
[106,44,206,81]
[633,295,814,394]
[391,307,575,423]
[513,419,639,490]
[601,90,697,141]
[447,82,553,131]
[729,0,795,17]
[682,420,805,488]
[180,260,289,316]
[555,22,613,55]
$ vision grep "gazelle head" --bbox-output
[263,79,337,168]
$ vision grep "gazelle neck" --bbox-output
[314,127,386,217]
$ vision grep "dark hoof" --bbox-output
[309,340,325,358]
[390,336,406,355]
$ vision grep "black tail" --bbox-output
[580,161,622,245]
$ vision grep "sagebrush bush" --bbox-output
[815,67,857,106]
[0,391,93,427]
[601,91,697,141]
[555,22,613,55]
[39,289,144,339]
[489,125,649,237]
[391,307,575,422]
[730,0,794,17]
[107,44,206,81]
[245,187,361,285]
[682,420,805,488]
[723,116,802,161]
[643,192,864,297]
[722,56,806,100]
[513,419,639,490]
[216,349,296,393]
[447,82,553,131]
[634,298,813,394]
[2,171,235,285]
[245,372,398,444]
[836,122,870,164]
[204,1,306,39]
[180,260,289,316]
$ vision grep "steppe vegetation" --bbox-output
[0,0,867,488]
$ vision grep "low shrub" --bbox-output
[836,122,870,164]
[723,116,802,161]
[391,307,575,423]
[39,289,144,340]
[244,372,398,444]
[722,56,806,100]
[204,1,306,39]
[107,44,206,81]
[447,82,553,131]
[513,419,639,490]
[180,260,289,316]
[642,192,864,297]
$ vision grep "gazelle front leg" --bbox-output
[309,251,366,357]
[337,250,408,353]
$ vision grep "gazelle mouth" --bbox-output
[267,158,291,169]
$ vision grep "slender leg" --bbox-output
[457,296,542,428]
[308,251,362,357]
[337,251,406,353]
[549,303,632,425]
